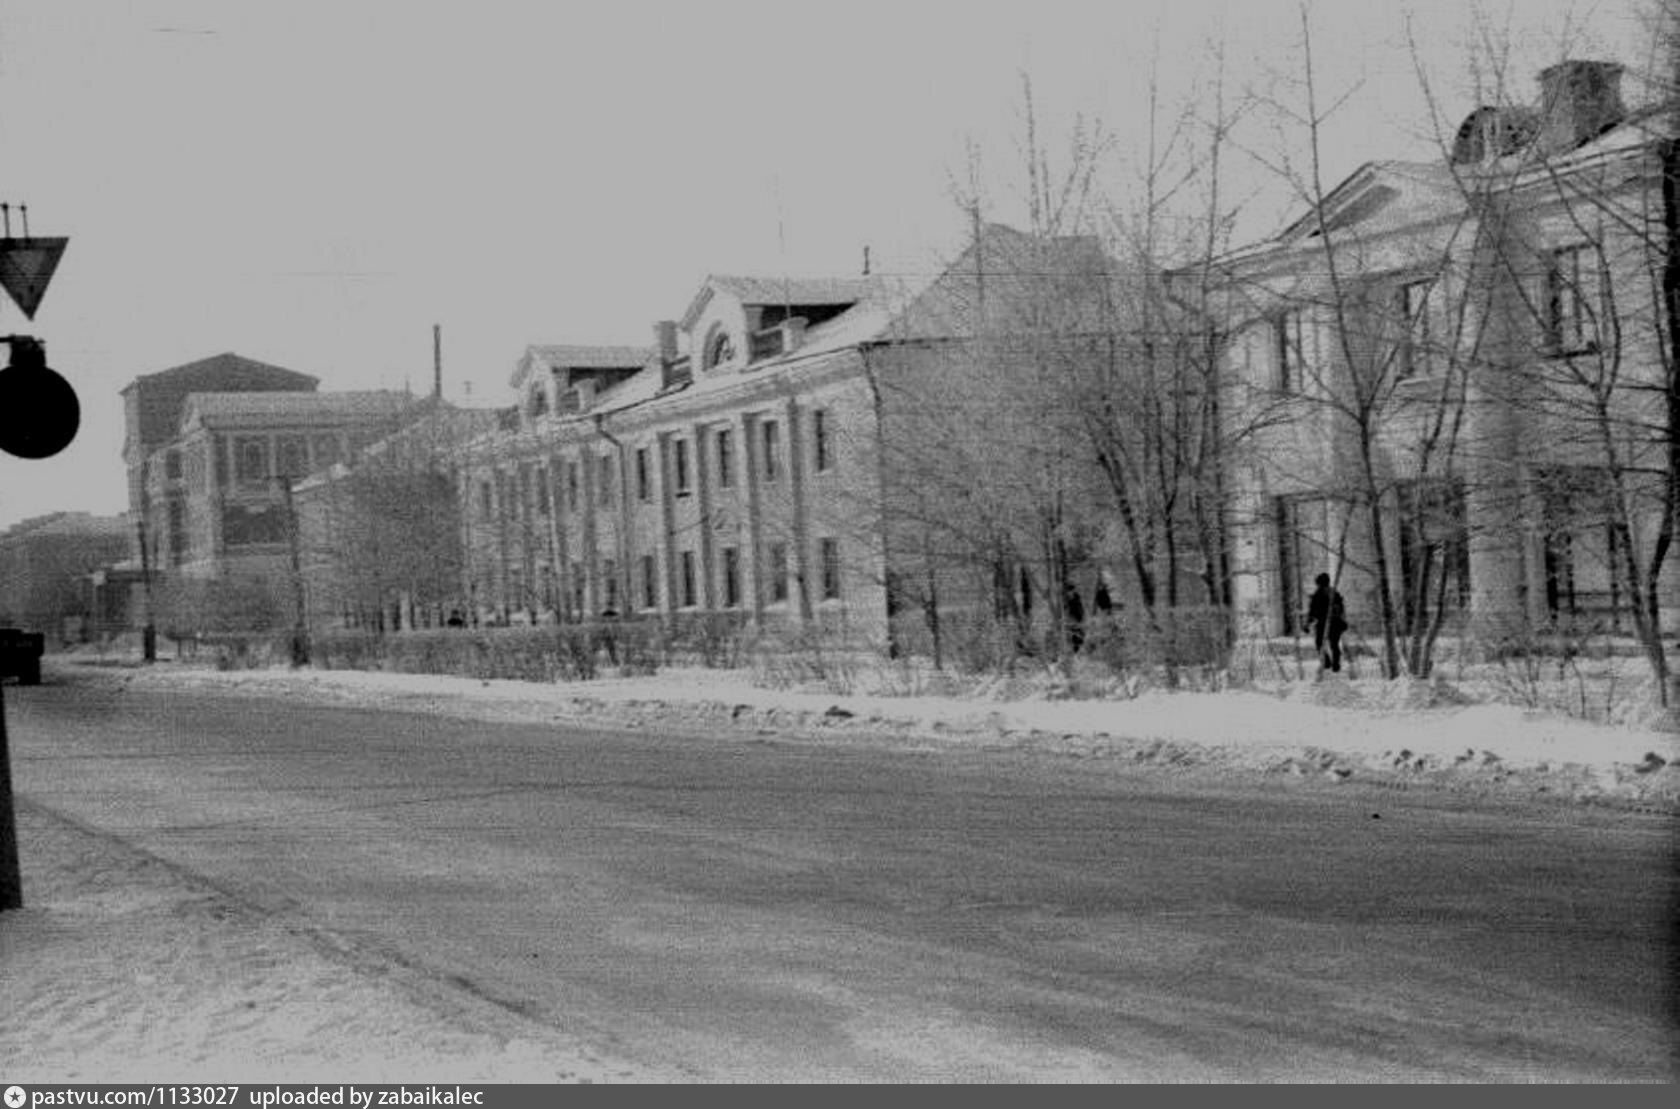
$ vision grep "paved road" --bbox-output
[6,673,1676,1080]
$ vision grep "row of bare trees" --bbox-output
[868,4,1676,704]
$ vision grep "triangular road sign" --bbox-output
[0,237,68,320]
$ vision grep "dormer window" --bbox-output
[527,386,549,420]
[703,328,736,372]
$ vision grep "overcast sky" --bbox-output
[0,0,1657,529]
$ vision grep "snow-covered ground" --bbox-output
[4,654,1676,1082]
[57,653,1680,808]
[1,803,661,1083]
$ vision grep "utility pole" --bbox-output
[0,680,21,910]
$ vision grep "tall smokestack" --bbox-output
[432,324,442,400]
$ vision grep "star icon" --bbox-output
[4,1086,27,1109]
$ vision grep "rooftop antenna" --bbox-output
[862,245,871,276]
[1,204,10,237]
[774,173,791,323]
[18,205,28,238]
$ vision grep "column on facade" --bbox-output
[783,397,812,624]
[656,431,680,619]
[738,411,766,626]
[691,421,716,611]
[547,451,571,622]
[579,445,599,618]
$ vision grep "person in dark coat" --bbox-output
[1305,573,1347,673]
[1062,582,1086,654]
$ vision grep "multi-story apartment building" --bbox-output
[450,224,1114,648]
[1195,59,1679,649]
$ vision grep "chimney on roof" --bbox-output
[780,317,806,354]
[654,319,678,365]
[1537,60,1625,155]
[654,319,686,390]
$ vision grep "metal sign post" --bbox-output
[0,679,19,910]
[0,204,73,910]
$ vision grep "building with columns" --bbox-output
[1194,59,1679,644]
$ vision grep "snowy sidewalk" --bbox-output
[54,657,1680,809]
[0,804,663,1082]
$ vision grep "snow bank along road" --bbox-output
[4,665,1677,1081]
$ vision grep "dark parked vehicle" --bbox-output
[0,627,44,685]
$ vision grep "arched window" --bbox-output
[703,327,736,372]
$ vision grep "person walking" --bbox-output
[1305,573,1347,674]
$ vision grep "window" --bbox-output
[479,481,493,522]
[704,328,736,371]
[722,547,741,608]
[311,434,342,469]
[519,466,533,518]
[1397,279,1436,380]
[565,462,579,512]
[501,470,518,521]
[221,503,285,548]
[536,465,551,516]
[275,436,308,479]
[1274,495,1337,635]
[602,558,619,613]
[235,438,268,487]
[1275,307,1306,392]
[1545,244,1603,354]
[598,454,615,507]
[768,541,789,603]
[1537,466,1622,625]
[641,554,658,610]
[762,420,780,481]
[636,447,651,502]
[812,409,831,473]
[673,439,691,495]
[679,550,697,608]
[164,449,182,481]
[716,428,733,489]
[167,498,187,565]
[1397,479,1470,635]
[820,538,841,601]
[570,560,585,615]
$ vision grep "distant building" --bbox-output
[117,352,422,636]
[0,512,131,642]
[292,397,503,632]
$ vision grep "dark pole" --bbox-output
[0,678,22,910]
[137,517,157,662]
[281,475,310,667]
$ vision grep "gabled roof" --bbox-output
[880,223,1115,341]
[1275,160,1464,246]
[120,351,318,395]
[121,352,319,455]
[510,344,653,389]
[680,275,878,331]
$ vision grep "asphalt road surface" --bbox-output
[6,673,1676,1081]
